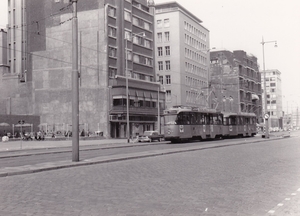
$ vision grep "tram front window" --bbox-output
[164,115,177,125]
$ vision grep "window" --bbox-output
[165,61,171,70]
[109,67,117,78]
[165,32,170,41]
[270,83,276,87]
[108,26,117,37]
[144,21,150,30]
[132,16,139,25]
[158,61,163,71]
[157,33,162,42]
[158,47,163,56]
[109,47,117,58]
[124,31,131,40]
[144,39,151,48]
[166,90,171,102]
[108,7,116,17]
[133,35,142,45]
[164,19,170,27]
[126,50,132,60]
[124,11,131,22]
[165,46,170,56]
[159,76,163,84]
[133,54,139,63]
[157,19,162,28]
[166,75,171,84]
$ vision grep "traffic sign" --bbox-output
[264,114,269,119]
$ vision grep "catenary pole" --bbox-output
[71,0,79,161]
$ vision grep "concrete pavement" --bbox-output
[0,131,295,178]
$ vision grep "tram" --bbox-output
[163,106,257,143]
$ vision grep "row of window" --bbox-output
[132,0,150,13]
[158,75,171,85]
[157,32,170,43]
[185,62,207,78]
[185,48,208,65]
[157,46,170,56]
[113,98,162,109]
[132,16,151,31]
[157,19,170,28]
[176,112,223,125]
[109,46,153,67]
[109,67,153,82]
[185,76,207,89]
[124,31,152,49]
[184,21,207,41]
[158,61,171,71]
[185,34,207,51]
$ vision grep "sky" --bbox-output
[0,0,300,111]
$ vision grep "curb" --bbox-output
[0,135,292,178]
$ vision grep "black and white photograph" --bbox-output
[0,0,300,215]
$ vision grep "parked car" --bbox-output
[138,131,164,142]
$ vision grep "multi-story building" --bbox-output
[210,50,262,120]
[154,1,210,109]
[0,0,165,138]
[261,69,283,128]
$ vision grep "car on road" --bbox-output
[138,131,164,142]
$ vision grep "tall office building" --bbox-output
[0,0,165,138]
[261,69,283,128]
[154,2,210,108]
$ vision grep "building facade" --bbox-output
[154,2,210,109]
[0,0,165,138]
[261,69,283,129]
[210,50,262,120]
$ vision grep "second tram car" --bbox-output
[223,112,257,137]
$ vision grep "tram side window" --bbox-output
[199,113,205,124]
[176,113,183,125]
[240,117,244,125]
[224,117,228,126]
[191,112,197,124]
[176,112,191,125]
[230,116,237,125]
[218,114,223,125]
[213,114,218,125]
[246,117,250,125]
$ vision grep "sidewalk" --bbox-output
[0,137,129,152]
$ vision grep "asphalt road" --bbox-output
[0,135,299,215]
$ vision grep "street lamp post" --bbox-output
[125,32,145,143]
[261,37,277,138]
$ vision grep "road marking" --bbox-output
[285,198,291,201]
[268,210,275,214]
[291,193,296,195]
[205,208,208,212]
[297,188,300,192]
[277,203,283,206]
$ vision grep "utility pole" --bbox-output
[71,0,79,162]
